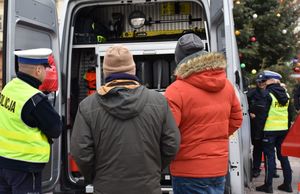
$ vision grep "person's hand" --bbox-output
[250,113,256,118]
[266,79,280,85]
[290,121,294,126]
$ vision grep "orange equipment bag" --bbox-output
[281,115,300,158]
[39,55,58,92]
[83,67,96,95]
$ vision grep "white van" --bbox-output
[3,0,251,193]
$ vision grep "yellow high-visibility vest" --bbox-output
[0,78,50,163]
[264,92,289,131]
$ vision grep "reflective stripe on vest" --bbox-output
[264,93,289,131]
[0,78,50,163]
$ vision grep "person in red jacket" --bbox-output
[165,33,243,194]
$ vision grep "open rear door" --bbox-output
[210,0,252,193]
[3,0,61,192]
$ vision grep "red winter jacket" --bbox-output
[165,52,243,178]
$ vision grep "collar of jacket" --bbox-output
[175,52,226,79]
[17,71,42,89]
[98,79,141,95]
[105,73,139,83]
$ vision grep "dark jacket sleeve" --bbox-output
[70,104,95,183]
[160,102,180,170]
[288,102,294,129]
[22,93,62,140]
[267,84,289,105]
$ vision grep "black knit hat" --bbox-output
[175,33,205,64]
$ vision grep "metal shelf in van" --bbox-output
[95,41,178,56]
[72,44,98,49]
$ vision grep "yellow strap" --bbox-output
[267,116,288,120]
[0,128,46,142]
[265,123,289,127]
[0,138,49,155]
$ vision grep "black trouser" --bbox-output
[252,138,263,172]
[0,168,41,194]
[262,132,292,186]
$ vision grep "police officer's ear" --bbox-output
[35,66,41,74]
[34,65,44,77]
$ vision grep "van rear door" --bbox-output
[3,0,61,192]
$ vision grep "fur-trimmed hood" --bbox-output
[175,52,226,79]
[175,52,227,92]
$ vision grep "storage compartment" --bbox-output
[73,1,206,44]
[68,47,178,120]
[135,54,175,90]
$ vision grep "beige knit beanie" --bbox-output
[103,44,136,78]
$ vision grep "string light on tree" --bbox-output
[276,13,281,17]
[240,63,246,68]
[250,36,256,42]
[251,69,257,74]
[235,1,241,5]
[253,13,258,19]
[282,29,287,34]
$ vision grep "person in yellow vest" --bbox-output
[0,48,62,194]
[256,71,293,193]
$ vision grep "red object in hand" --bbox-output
[39,54,58,92]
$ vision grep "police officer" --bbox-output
[247,72,270,178]
[0,48,62,194]
[256,71,293,193]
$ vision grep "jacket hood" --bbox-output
[175,52,226,79]
[181,69,227,92]
[98,86,148,120]
[267,83,289,105]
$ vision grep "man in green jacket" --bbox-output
[71,44,180,194]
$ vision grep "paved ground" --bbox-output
[245,157,300,194]
[46,157,300,194]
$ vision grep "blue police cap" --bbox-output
[256,72,268,82]
[263,70,282,80]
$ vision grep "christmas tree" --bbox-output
[233,0,300,71]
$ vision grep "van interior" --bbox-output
[65,1,208,189]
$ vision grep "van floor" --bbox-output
[246,157,300,194]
